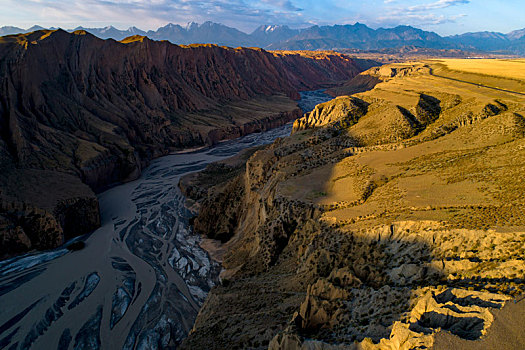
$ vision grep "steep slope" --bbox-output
[507,28,525,40]
[181,60,525,349]
[271,51,362,89]
[0,29,361,258]
[325,65,394,97]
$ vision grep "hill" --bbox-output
[180,59,525,349]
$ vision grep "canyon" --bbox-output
[0,30,363,258]
[0,25,523,350]
[0,91,333,350]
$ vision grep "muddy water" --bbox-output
[0,90,332,350]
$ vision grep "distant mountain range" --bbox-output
[1,22,525,54]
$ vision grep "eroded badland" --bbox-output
[181,59,525,349]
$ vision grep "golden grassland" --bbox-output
[434,59,525,81]
[426,59,525,95]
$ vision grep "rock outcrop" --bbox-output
[326,63,430,97]
[181,60,525,349]
[0,29,362,258]
[0,168,100,259]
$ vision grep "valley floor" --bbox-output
[0,91,331,350]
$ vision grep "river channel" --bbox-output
[0,90,332,350]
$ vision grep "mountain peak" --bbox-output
[1,22,524,54]
[27,25,45,32]
[160,23,181,30]
[185,22,199,30]
[253,24,291,33]
[507,28,525,40]
[266,25,288,32]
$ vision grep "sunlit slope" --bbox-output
[289,60,525,228]
[429,58,525,96]
[436,59,525,81]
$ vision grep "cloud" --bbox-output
[260,0,302,12]
[375,0,469,29]
[376,12,467,28]
[407,0,469,12]
[0,0,308,32]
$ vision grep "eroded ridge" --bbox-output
[181,60,525,349]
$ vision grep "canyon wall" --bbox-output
[0,30,361,257]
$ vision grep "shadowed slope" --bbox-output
[0,29,362,258]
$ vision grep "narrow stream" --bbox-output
[0,90,332,350]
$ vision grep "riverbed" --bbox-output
[0,90,332,350]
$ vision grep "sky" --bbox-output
[0,0,523,36]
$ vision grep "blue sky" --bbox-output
[0,0,523,35]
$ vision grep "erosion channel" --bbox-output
[0,90,333,350]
